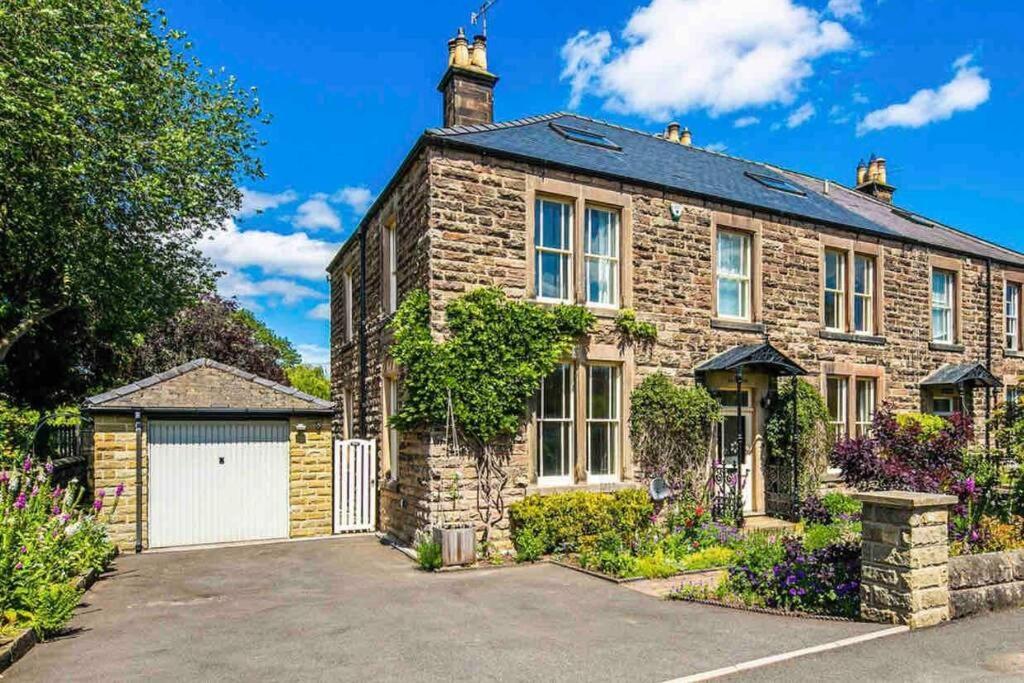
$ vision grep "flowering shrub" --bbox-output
[728,536,861,617]
[661,501,739,558]
[0,456,120,638]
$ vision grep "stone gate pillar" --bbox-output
[855,491,958,629]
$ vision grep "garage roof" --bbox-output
[86,358,333,415]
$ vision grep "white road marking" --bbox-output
[661,625,910,682]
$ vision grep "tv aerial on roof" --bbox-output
[471,0,501,37]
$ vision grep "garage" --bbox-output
[84,358,335,552]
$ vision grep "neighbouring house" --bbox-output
[328,30,1024,547]
[84,358,333,552]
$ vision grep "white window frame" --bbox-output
[931,269,955,344]
[824,249,846,332]
[384,376,399,481]
[343,270,354,342]
[534,198,574,303]
[1007,282,1021,351]
[853,254,875,335]
[384,224,398,314]
[586,364,620,484]
[855,378,877,437]
[716,229,752,321]
[584,206,619,308]
[536,364,574,487]
[343,387,354,439]
[931,395,955,418]
[826,376,849,442]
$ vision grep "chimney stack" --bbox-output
[680,127,692,146]
[665,122,681,143]
[438,28,498,128]
[855,152,895,204]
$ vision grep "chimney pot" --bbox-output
[470,35,488,71]
[665,122,681,143]
[875,156,887,185]
[855,153,895,203]
[438,28,498,128]
[453,28,471,67]
[856,159,867,186]
[680,127,692,146]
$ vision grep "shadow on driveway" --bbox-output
[9,536,886,682]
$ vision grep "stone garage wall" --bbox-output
[949,549,1024,619]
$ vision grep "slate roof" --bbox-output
[694,342,807,377]
[426,112,1024,267]
[920,362,1002,388]
[86,358,333,411]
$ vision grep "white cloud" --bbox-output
[559,0,851,119]
[332,186,375,215]
[828,104,851,124]
[296,343,330,368]
[203,219,339,281]
[733,116,760,128]
[852,91,869,104]
[308,302,331,320]
[704,142,728,153]
[293,193,342,231]
[238,188,298,218]
[786,102,816,128]
[827,0,862,19]
[858,55,991,134]
[218,271,322,305]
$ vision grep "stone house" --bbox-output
[328,30,1024,545]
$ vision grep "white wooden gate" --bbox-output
[335,439,377,532]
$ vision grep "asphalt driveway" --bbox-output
[9,536,886,682]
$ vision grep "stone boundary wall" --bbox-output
[949,549,1024,619]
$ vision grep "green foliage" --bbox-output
[285,365,330,400]
[629,373,721,499]
[896,412,950,440]
[614,309,658,343]
[724,532,787,595]
[764,379,831,495]
[633,550,681,579]
[0,454,117,637]
[801,522,860,552]
[681,546,735,571]
[235,309,302,368]
[821,492,862,520]
[0,0,264,402]
[414,533,442,571]
[508,489,654,556]
[389,288,595,445]
[513,529,546,563]
[29,583,82,639]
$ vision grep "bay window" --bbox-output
[534,198,573,302]
[931,269,955,344]
[584,207,619,306]
[716,230,752,320]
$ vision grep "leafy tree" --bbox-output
[123,296,292,383]
[389,288,595,542]
[764,379,832,497]
[0,0,264,394]
[628,373,721,501]
[285,365,330,401]
[235,309,301,368]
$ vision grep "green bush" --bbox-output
[30,582,82,639]
[513,529,545,563]
[821,492,862,520]
[681,546,735,571]
[509,489,654,557]
[414,533,442,571]
[634,550,680,579]
[725,532,787,595]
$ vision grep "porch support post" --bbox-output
[735,367,744,526]
[792,376,800,516]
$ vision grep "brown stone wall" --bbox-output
[329,149,434,544]
[289,418,334,538]
[330,141,1024,548]
[949,549,1024,618]
[91,414,146,552]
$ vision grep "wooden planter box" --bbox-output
[432,525,476,567]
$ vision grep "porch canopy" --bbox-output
[694,341,808,378]
[920,362,1002,390]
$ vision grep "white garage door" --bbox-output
[149,420,290,548]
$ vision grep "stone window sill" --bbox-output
[1005,349,1024,359]
[525,481,638,497]
[711,318,765,334]
[818,330,887,346]
[929,342,966,353]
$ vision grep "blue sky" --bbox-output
[166,0,1024,369]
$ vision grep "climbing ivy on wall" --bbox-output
[389,287,595,541]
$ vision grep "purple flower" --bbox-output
[115,482,125,497]
[52,485,62,499]
[97,488,106,499]
[52,505,60,515]
[44,461,54,475]
[22,457,31,473]
[30,485,38,497]
[963,477,976,496]
[14,493,26,510]
[59,513,71,524]
[19,545,26,554]
[92,498,103,511]
[14,562,22,571]
[0,471,8,485]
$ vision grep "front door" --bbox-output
[718,392,754,513]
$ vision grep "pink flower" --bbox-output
[22,457,31,473]
[19,545,26,554]
[30,485,38,497]
[97,488,106,499]
[59,513,71,524]
[0,471,8,484]
[52,485,62,499]
[115,482,125,497]
[14,493,26,510]
[52,505,60,515]
[92,498,103,512]
[14,562,22,571]
[44,462,54,475]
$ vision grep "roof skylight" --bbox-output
[744,172,806,196]
[892,208,935,227]
[549,123,621,151]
